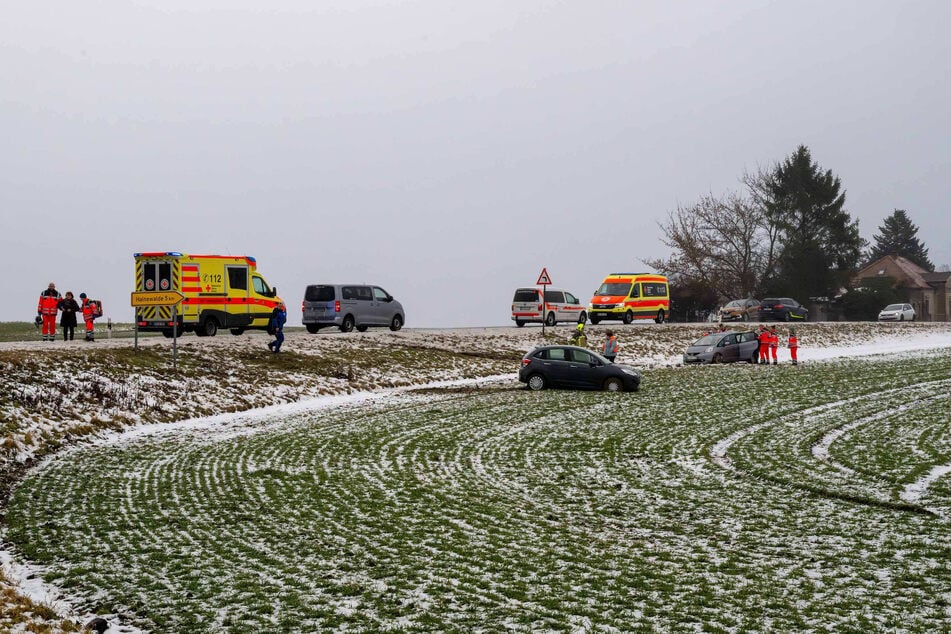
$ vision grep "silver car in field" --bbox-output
[683,330,760,364]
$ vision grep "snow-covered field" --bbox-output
[1,322,949,632]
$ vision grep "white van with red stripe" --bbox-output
[511,287,587,327]
[134,252,283,337]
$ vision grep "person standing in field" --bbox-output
[769,325,779,365]
[788,327,799,365]
[569,322,588,348]
[80,293,98,342]
[757,325,769,365]
[601,329,619,362]
[58,291,80,341]
[267,303,287,353]
[37,282,62,342]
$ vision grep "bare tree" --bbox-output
[645,169,779,300]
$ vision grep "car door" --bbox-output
[567,348,603,389]
[719,333,740,362]
[372,286,393,325]
[737,331,758,361]
[540,347,574,388]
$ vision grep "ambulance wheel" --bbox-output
[340,315,355,332]
[390,314,403,331]
[623,310,634,324]
[200,318,218,337]
[230,328,245,336]
[603,377,623,392]
[515,319,525,328]
[545,312,556,327]
[655,309,665,324]
[590,316,601,325]
[305,324,320,334]
[356,325,369,332]
[527,373,546,391]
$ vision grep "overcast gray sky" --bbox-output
[3,1,949,328]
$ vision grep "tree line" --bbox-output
[645,145,935,320]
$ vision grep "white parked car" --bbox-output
[878,303,915,322]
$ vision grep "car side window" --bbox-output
[629,284,640,299]
[723,334,737,345]
[565,292,578,304]
[569,349,595,363]
[546,348,567,361]
[356,286,373,301]
[373,287,389,301]
[342,286,356,300]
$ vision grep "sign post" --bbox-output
[536,267,552,336]
[131,291,186,369]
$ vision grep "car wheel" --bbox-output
[623,310,634,324]
[742,313,749,322]
[197,318,217,337]
[356,325,369,332]
[390,314,403,331]
[527,373,546,391]
[515,320,525,328]
[578,312,587,324]
[340,315,355,333]
[230,328,245,336]
[545,312,556,327]
[162,329,175,338]
[603,377,623,392]
[655,309,665,324]
[783,312,790,322]
[899,314,904,322]
[590,316,601,325]
[305,324,320,334]
[712,353,723,364]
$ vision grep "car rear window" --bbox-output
[514,289,539,302]
[305,285,335,302]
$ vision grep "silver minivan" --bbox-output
[302,284,405,333]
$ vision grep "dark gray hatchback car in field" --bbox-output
[519,345,641,392]
[683,330,759,364]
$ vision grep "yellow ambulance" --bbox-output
[134,252,283,337]
[587,273,670,324]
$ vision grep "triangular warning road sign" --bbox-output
[536,267,552,285]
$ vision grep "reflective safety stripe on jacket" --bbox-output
[82,299,96,322]
[37,291,60,315]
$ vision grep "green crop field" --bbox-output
[7,351,951,632]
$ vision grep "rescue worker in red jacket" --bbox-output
[757,326,770,365]
[601,329,619,362]
[769,325,779,365]
[788,327,799,365]
[36,282,62,342]
[80,293,97,342]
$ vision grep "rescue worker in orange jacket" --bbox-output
[80,293,97,342]
[757,326,770,365]
[769,325,779,365]
[37,282,62,342]
[788,327,799,365]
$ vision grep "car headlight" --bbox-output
[705,346,714,352]
[621,368,639,377]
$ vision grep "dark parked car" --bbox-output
[758,297,808,322]
[519,345,641,392]
[720,298,761,322]
[683,330,759,364]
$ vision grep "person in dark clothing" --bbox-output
[58,292,80,341]
[267,303,287,353]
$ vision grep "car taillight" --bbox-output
[522,358,532,366]
[335,300,340,313]
[774,304,783,309]
[301,301,305,312]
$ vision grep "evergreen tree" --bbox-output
[867,209,933,271]
[765,145,864,299]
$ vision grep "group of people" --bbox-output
[756,324,798,365]
[569,322,620,362]
[37,282,101,342]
